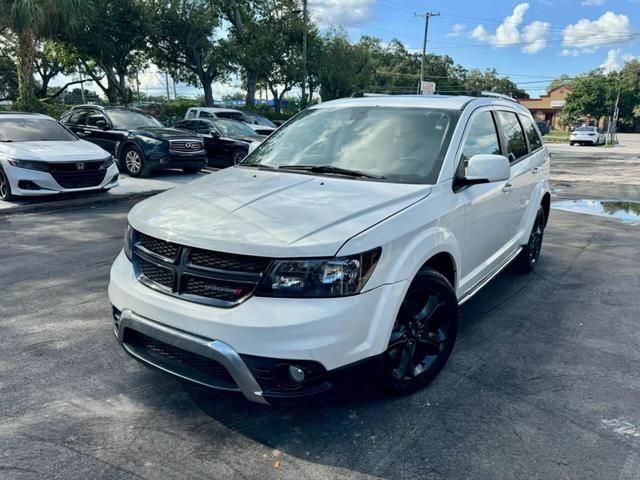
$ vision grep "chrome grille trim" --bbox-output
[131,231,271,308]
[169,140,204,153]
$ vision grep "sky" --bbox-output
[54,0,640,101]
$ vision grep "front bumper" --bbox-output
[3,161,119,196]
[115,308,269,404]
[109,251,407,402]
[148,150,207,169]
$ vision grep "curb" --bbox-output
[0,189,166,216]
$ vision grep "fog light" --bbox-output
[288,365,305,383]
[160,157,170,165]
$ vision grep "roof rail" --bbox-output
[351,92,390,98]
[70,104,106,110]
[480,91,518,103]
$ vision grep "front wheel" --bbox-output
[513,207,546,274]
[0,167,14,201]
[379,268,458,395]
[122,145,150,178]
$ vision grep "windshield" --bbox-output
[108,110,163,130]
[213,119,257,137]
[576,126,596,132]
[0,118,77,142]
[242,107,457,184]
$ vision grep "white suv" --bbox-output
[109,95,550,404]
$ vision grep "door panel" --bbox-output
[455,108,516,291]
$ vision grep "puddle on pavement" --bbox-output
[552,199,640,225]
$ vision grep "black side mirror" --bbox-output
[96,119,108,130]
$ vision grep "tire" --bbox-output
[182,167,202,174]
[513,207,546,274]
[0,167,14,201]
[378,268,458,395]
[231,149,247,165]
[122,145,150,178]
[569,142,575,146]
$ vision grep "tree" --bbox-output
[562,71,618,126]
[59,0,147,104]
[147,0,227,107]
[34,40,77,98]
[461,68,528,98]
[0,0,90,110]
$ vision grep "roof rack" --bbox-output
[479,91,518,103]
[351,92,390,98]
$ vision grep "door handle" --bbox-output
[83,130,92,135]
[531,167,541,174]
[502,183,514,193]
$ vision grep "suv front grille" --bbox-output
[170,140,204,153]
[132,231,271,307]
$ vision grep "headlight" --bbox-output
[8,159,50,172]
[100,155,115,169]
[256,248,381,298]
[123,224,135,261]
[139,136,163,145]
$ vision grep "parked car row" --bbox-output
[0,106,273,201]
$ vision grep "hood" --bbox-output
[221,134,265,144]
[0,140,109,162]
[133,126,199,139]
[129,167,431,258]
[247,124,275,132]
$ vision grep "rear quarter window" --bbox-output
[519,114,543,151]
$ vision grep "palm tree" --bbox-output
[0,0,89,110]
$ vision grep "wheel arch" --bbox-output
[541,192,551,227]
[420,252,457,290]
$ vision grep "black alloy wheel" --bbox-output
[0,167,13,201]
[513,207,545,273]
[380,268,458,395]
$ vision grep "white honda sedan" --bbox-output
[0,113,119,201]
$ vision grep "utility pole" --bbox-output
[173,78,177,99]
[301,0,308,110]
[165,72,171,101]
[136,71,140,105]
[415,11,439,94]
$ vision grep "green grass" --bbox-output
[543,133,570,143]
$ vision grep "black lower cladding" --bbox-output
[123,329,236,385]
[120,325,332,398]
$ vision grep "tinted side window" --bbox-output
[186,110,196,119]
[458,110,501,176]
[519,114,543,151]
[497,111,528,162]
[199,111,214,118]
[86,111,107,127]
[68,110,88,125]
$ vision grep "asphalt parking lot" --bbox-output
[1,138,639,479]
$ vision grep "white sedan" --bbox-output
[0,113,119,201]
[570,126,606,146]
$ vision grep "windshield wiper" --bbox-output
[238,163,279,170]
[278,165,385,179]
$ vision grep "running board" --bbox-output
[458,247,522,305]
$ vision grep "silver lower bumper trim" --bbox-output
[115,309,269,405]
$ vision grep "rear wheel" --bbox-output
[379,268,458,395]
[0,167,13,201]
[123,145,150,178]
[569,141,575,146]
[513,207,545,274]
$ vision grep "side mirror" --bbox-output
[210,129,220,137]
[457,154,510,188]
[96,119,108,130]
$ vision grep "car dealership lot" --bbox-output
[1,140,639,479]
